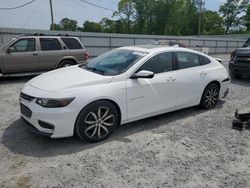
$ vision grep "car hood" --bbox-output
[28,66,113,92]
[235,48,250,57]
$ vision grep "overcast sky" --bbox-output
[0,0,226,30]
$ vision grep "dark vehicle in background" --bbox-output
[229,47,250,79]
[242,37,250,47]
[0,34,88,77]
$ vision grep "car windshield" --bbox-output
[0,37,17,49]
[82,49,147,75]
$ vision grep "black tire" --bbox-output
[75,100,119,143]
[58,60,75,68]
[199,83,220,109]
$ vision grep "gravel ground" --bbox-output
[0,58,250,188]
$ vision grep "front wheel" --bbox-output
[199,83,220,109]
[75,100,119,143]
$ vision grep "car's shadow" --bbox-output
[1,101,225,157]
[231,76,250,87]
[0,76,36,84]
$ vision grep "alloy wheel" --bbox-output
[204,87,219,109]
[84,107,114,139]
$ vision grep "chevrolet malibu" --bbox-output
[20,46,230,142]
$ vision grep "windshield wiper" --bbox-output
[85,66,105,75]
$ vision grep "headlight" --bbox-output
[36,97,75,108]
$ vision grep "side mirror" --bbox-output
[7,47,15,54]
[131,70,154,79]
[242,43,248,47]
[215,57,223,63]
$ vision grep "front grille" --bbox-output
[20,103,32,118]
[20,92,35,102]
[236,56,250,64]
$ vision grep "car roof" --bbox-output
[17,35,78,39]
[119,45,202,54]
[119,45,178,53]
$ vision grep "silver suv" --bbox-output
[0,34,88,76]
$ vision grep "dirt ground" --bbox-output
[0,58,250,188]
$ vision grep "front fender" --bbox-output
[71,81,127,124]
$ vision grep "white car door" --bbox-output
[126,52,178,121]
[174,52,208,109]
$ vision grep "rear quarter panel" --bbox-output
[205,60,229,98]
[60,37,86,63]
[62,49,86,63]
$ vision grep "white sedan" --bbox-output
[20,46,229,142]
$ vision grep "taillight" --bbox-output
[85,51,89,60]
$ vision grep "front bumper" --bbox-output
[21,117,53,137]
[229,62,250,76]
[219,78,230,99]
[20,97,79,138]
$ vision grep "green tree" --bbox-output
[150,0,171,35]
[244,4,250,31]
[100,18,115,33]
[219,0,249,34]
[114,0,135,33]
[59,18,78,31]
[131,0,199,35]
[132,0,152,34]
[180,0,199,35]
[202,10,224,34]
[82,21,102,32]
[50,0,234,36]
[50,23,62,31]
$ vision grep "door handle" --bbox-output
[33,53,38,56]
[166,77,176,82]
[166,76,172,82]
[200,71,207,76]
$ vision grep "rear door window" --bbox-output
[200,56,211,65]
[40,38,62,51]
[61,38,83,49]
[176,52,200,69]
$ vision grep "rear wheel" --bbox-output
[199,83,220,109]
[58,60,75,68]
[75,100,119,143]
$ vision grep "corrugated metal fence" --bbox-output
[0,27,246,57]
